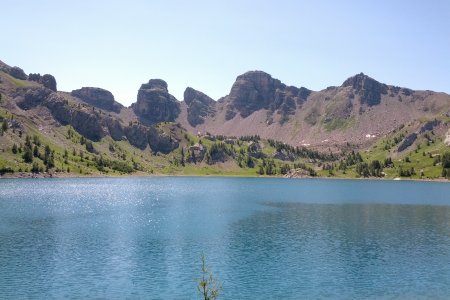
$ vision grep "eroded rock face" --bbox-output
[9,66,27,80]
[419,120,440,133]
[224,71,303,122]
[71,87,122,113]
[44,94,72,124]
[148,126,179,154]
[342,73,388,106]
[183,87,216,126]
[45,93,106,141]
[105,118,125,141]
[133,79,180,124]
[0,60,11,73]
[398,133,417,152]
[124,124,149,150]
[71,110,106,141]
[226,71,281,118]
[15,87,53,110]
[29,73,57,91]
[41,74,57,92]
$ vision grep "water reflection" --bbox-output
[225,203,450,299]
[1,178,450,299]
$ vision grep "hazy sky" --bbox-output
[3,0,449,106]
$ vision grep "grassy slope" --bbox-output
[0,107,282,177]
[1,107,449,180]
[322,117,450,180]
[0,69,449,180]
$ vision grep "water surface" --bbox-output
[1,177,450,299]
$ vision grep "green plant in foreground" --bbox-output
[197,254,222,300]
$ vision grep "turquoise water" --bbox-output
[1,177,450,299]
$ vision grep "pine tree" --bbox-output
[33,145,39,157]
[2,119,8,132]
[197,254,222,300]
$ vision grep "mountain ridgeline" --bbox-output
[1,59,450,179]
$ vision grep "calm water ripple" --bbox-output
[0,177,450,299]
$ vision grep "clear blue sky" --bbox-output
[3,0,449,106]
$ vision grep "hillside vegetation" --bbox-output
[1,60,450,180]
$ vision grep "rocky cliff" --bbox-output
[2,58,450,154]
[342,73,388,106]
[133,79,180,124]
[223,71,310,124]
[29,73,57,91]
[183,87,216,126]
[179,70,450,150]
[71,87,122,113]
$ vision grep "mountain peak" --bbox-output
[236,70,273,79]
[133,78,180,124]
[183,87,216,126]
[140,79,168,92]
[343,72,372,87]
[342,73,388,106]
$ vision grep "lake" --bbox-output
[1,177,450,299]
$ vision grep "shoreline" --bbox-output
[1,171,449,183]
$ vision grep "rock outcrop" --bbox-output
[124,124,149,150]
[45,93,106,141]
[419,120,440,133]
[9,66,27,80]
[183,87,216,126]
[397,133,417,152]
[121,123,179,153]
[105,118,126,141]
[148,127,179,154]
[41,74,57,92]
[71,87,122,113]
[226,71,282,118]
[28,73,57,91]
[133,79,180,124]
[342,73,388,106]
[224,71,305,122]
[0,60,10,73]
[15,87,52,110]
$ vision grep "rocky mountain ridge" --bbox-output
[178,71,450,151]
[1,59,450,180]
[1,59,450,153]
